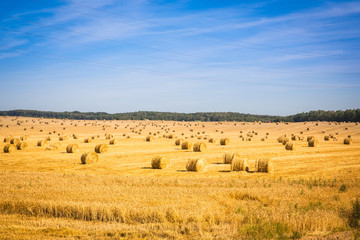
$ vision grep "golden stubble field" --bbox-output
[0,116,359,239]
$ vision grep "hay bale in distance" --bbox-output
[10,138,21,145]
[84,138,93,143]
[181,141,193,150]
[308,139,319,147]
[175,138,183,146]
[256,159,273,173]
[231,158,248,171]
[66,144,79,153]
[220,138,230,145]
[109,139,118,145]
[186,158,207,172]
[59,136,68,141]
[223,152,239,164]
[208,138,216,143]
[37,140,47,146]
[193,142,207,152]
[151,156,171,169]
[324,136,330,141]
[105,134,113,139]
[16,142,28,150]
[146,136,154,142]
[285,142,295,151]
[4,144,17,153]
[95,144,108,153]
[4,136,12,142]
[307,136,315,142]
[81,152,99,164]
[277,136,285,143]
[344,138,352,145]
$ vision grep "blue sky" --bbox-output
[0,0,359,116]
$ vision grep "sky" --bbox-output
[0,0,359,116]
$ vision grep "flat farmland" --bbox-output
[0,116,359,239]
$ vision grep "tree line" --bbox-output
[0,109,359,122]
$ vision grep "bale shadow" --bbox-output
[218,170,231,173]
[141,167,153,169]
[177,170,187,172]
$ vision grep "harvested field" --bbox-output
[0,116,360,239]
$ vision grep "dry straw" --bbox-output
[255,159,274,173]
[344,138,352,145]
[95,144,108,153]
[81,152,99,164]
[220,138,230,145]
[16,142,28,150]
[285,142,295,151]
[4,144,17,153]
[181,141,193,150]
[175,138,183,146]
[151,156,171,169]
[186,158,207,172]
[193,142,207,152]
[66,144,79,153]
[308,139,319,147]
[231,158,248,171]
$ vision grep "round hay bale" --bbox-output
[151,156,171,169]
[282,138,290,145]
[231,158,248,171]
[146,136,154,142]
[308,139,319,147]
[73,134,79,139]
[20,136,28,141]
[37,140,47,146]
[175,138,183,146]
[109,139,118,145]
[181,141,193,150]
[10,138,21,145]
[220,138,230,145]
[66,144,79,153]
[344,138,352,145]
[4,136,13,142]
[45,136,51,141]
[186,158,207,172]
[193,142,207,152]
[324,135,330,141]
[81,152,99,164]
[291,135,300,141]
[307,136,315,142]
[95,144,108,153]
[105,134,113,139]
[256,159,273,173]
[285,142,295,151]
[84,138,93,143]
[223,152,239,164]
[277,136,285,143]
[59,136,68,141]
[4,144,17,153]
[16,142,28,150]
[208,138,216,143]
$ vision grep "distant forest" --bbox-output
[0,109,359,122]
